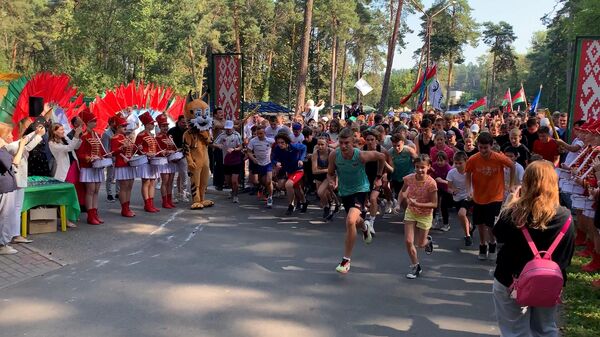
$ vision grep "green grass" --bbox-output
[562,254,600,337]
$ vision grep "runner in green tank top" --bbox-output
[327,128,386,274]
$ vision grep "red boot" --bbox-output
[95,210,104,224]
[144,199,154,212]
[575,229,587,246]
[582,252,600,273]
[121,202,135,217]
[87,209,101,225]
[167,194,176,208]
[576,241,594,257]
[162,196,174,209]
[150,197,160,212]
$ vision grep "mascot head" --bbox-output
[185,91,212,131]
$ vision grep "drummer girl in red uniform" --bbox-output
[155,114,177,209]
[136,112,160,213]
[75,108,107,225]
[111,115,138,217]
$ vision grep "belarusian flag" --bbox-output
[501,88,512,112]
[512,85,526,106]
[467,97,487,112]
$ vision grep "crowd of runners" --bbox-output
[211,105,598,282]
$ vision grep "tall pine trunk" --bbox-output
[339,41,348,104]
[262,50,274,101]
[378,0,404,113]
[329,34,338,107]
[295,0,314,115]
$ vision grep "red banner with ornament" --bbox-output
[569,37,600,138]
[212,54,243,121]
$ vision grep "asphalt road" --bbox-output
[1,187,500,337]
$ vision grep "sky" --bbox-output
[392,0,563,69]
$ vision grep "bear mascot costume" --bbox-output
[182,91,214,209]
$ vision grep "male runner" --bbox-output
[328,128,386,274]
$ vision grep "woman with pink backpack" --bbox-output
[492,160,575,337]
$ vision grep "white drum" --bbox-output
[129,155,148,167]
[572,195,594,210]
[92,157,113,169]
[562,181,585,195]
[555,168,571,180]
[168,151,184,162]
[150,157,168,166]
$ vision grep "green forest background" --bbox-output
[1,0,599,111]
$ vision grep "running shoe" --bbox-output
[431,216,442,230]
[425,235,434,254]
[384,200,393,214]
[464,236,473,247]
[478,244,488,260]
[488,243,497,260]
[322,207,331,219]
[440,224,450,232]
[362,227,373,244]
[406,263,422,279]
[366,218,376,236]
[266,197,273,208]
[107,195,115,203]
[326,204,340,221]
[285,204,294,216]
[233,196,239,203]
[300,202,309,213]
[335,258,351,274]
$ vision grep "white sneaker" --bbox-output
[233,196,239,203]
[384,200,393,214]
[367,217,376,235]
[266,197,273,208]
[182,192,190,202]
[440,224,451,232]
[0,245,18,255]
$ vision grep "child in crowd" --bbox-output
[246,126,275,208]
[399,154,437,279]
[430,131,455,165]
[446,151,473,246]
[502,147,525,201]
[213,120,244,203]
[502,128,530,168]
[272,133,307,215]
[431,151,453,232]
[388,134,417,202]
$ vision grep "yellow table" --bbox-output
[21,205,67,237]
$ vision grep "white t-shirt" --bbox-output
[265,125,292,139]
[446,168,468,202]
[215,131,243,164]
[564,138,585,165]
[247,137,275,166]
[504,162,525,189]
[290,133,305,144]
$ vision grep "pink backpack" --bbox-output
[509,216,572,307]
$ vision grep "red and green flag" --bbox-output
[501,88,512,112]
[467,96,487,112]
[399,63,438,105]
[512,84,526,106]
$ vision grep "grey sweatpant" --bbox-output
[493,279,559,337]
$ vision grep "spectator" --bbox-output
[492,160,574,337]
[533,126,560,167]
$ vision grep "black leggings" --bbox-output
[434,190,454,225]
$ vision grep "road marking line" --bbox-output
[150,209,184,235]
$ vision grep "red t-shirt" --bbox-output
[533,139,559,165]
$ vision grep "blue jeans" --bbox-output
[492,279,559,337]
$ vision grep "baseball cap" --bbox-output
[446,130,455,137]
[292,122,302,130]
[224,120,234,129]
[470,124,480,133]
[400,112,409,119]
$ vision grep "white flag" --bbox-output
[354,78,373,96]
[428,78,443,110]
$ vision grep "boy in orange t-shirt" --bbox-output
[466,132,516,261]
